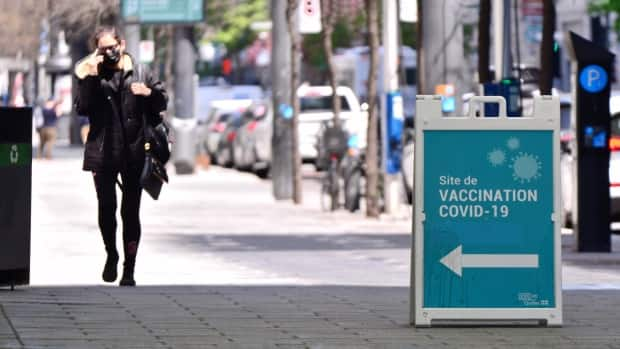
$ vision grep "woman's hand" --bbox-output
[85,52,104,76]
[130,83,152,96]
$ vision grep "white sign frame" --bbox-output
[410,95,563,327]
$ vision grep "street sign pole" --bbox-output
[124,24,140,64]
[411,95,562,327]
[171,25,197,174]
[271,0,294,200]
[382,0,401,215]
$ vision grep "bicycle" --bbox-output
[317,121,349,212]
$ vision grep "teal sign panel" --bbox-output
[122,0,204,23]
[423,130,555,308]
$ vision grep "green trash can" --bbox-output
[0,107,32,290]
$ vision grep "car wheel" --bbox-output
[402,171,413,205]
[564,211,573,228]
[255,166,270,179]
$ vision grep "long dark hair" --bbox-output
[91,26,122,50]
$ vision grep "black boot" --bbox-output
[102,252,119,283]
[119,262,136,287]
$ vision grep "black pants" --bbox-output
[92,166,142,266]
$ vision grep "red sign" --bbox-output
[522,0,543,17]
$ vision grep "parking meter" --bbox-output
[0,107,32,289]
[385,91,404,174]
[567,31,614,252]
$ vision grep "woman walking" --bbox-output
[74,26,167,286]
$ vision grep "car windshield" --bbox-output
[519,68,540,84]
[228,112,244,127]
[300,96,351,112]
[217,113,231,123]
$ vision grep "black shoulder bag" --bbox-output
[135,64,170,200]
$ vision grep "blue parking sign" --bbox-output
[579,65,608,93]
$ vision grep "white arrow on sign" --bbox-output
[440,245,539,277]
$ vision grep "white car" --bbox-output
[296,85,367,163]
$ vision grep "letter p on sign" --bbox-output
[588,69,600,86]
[298,0,322,34]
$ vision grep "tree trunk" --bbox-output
[365,0,380,218]
[165,25,175,116]
[540,0,555,95]
[286,0,302,204]
[478,0,492,84]
[417,0,425,91]
[321,0,341,126]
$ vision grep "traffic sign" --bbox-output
[121,0,204,24]
[400,0,417,22]
[412,96,562,327]
[298,0,322,34]
[139,41,155,63]
[579,64,608,93]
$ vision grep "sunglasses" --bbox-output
[97,44,119,52]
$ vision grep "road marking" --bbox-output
[440,245,539,277]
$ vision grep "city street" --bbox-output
[0,145,619,348]
[3,0,620,347]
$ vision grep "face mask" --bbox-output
[103,47,121,66]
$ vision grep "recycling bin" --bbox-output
[0,107,32,289]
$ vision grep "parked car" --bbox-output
[196,84,263,124]
[232,101,272,177]
[215,111,245,167]
[202,99,253,161]
[297,84,367,165]
[561,92,620,226]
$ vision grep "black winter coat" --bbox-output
[74,54,167,172]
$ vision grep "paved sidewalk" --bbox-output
[2,146,620,348]
[1,286,620,349]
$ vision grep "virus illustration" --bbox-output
[507,137,520,150]
[487,149,506,167]
[510,152,542,183]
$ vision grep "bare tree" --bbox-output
[286,0,302,204]
[0,0,48,59]
[416,0,425,92]
[539,0,555,95]
[365,0,380,217]
[321,0,341,126]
